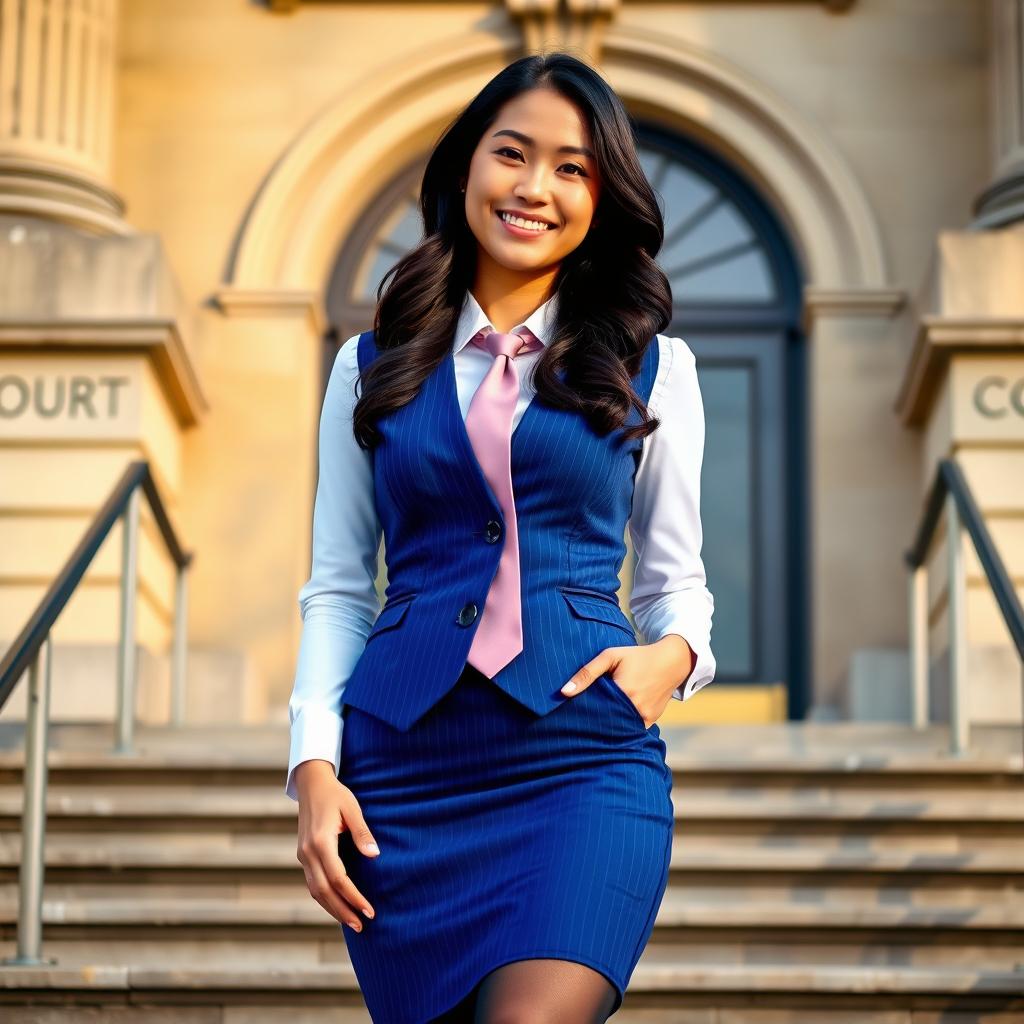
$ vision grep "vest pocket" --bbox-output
[367,594,416,640]
[559,588,637,641]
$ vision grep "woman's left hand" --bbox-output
[559,635,694,728]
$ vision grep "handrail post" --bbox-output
[946,490,969,756]
[2,636,57,966]
[115,487,141,755]
[170,562,188,726]
[909,563,929,728]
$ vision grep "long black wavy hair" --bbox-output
[352,51,672,449]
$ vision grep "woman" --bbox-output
[286,52,716,1023]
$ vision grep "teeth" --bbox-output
[499,211,551,231]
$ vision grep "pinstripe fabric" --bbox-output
[340,329,660,731]
[337,331,674,1021]
[339,662,673,1021]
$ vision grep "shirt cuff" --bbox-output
[285,703,344,802]
[632,592,716,702]
[658,629,716,702]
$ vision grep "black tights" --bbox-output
[427,957,619,1023]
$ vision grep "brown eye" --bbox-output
[494,147,587,178]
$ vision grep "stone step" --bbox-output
[1,717,1021,752]
[3,1014,1024,1024]
[1,833,1021,880]
[0,960,1021,1018]
[0,721,1021,1017]
[4,931,1022,972]
[3,756,1023,788]
[2,755,1022,785]
[2,785,1022,826]
[2,1012,1024,1024]
[1,720,1022,785]
[6,880,1023,907]
[1,889,1021,931]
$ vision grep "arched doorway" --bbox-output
[323,121,809,718]
[635,121,809,719]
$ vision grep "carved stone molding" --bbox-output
[504,0,619,62]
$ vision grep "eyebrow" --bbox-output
[491,129,594,160]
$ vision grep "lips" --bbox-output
[496,209,557,230]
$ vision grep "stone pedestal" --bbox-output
[0,217,256,726]
[894,229,1024,726]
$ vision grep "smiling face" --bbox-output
[463,86,601,289]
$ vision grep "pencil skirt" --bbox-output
[336,660,675,1023]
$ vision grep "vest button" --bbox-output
[484,519,502,543]
[457,602,478,626]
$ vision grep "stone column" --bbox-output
[0,0,125,233]
[972,0,1024,227]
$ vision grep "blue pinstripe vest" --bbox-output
[339,329,661,731]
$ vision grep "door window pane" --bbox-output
[700,364,755,678]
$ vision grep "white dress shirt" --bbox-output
[285,289,716,801]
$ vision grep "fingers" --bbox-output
[561,647,619,696]
[299,834,376,931]
[560,648,655,724]
[296,784,380,933]
[305,858,365,931]
[561,660,598,696]
[324,845,377,927]
[341,790,381,858]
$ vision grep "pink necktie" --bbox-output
[464,325,544,677]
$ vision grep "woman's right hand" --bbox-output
[294,759,379,932]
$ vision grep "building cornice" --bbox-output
[894,316,1024,428]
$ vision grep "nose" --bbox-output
[515,166,553,201]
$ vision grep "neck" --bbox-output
[470,263,557,333]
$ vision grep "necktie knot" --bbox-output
[470,326,543,361]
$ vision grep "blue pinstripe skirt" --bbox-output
[337,661,675,1022]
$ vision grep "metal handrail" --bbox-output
[904,457,1024,762]
[0,460,194,967]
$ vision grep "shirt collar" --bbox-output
[452,288,559,354]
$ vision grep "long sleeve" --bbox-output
[628,335,717,702]
[285,335,383,802]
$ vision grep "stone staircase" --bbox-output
[0,720,1022,1022]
